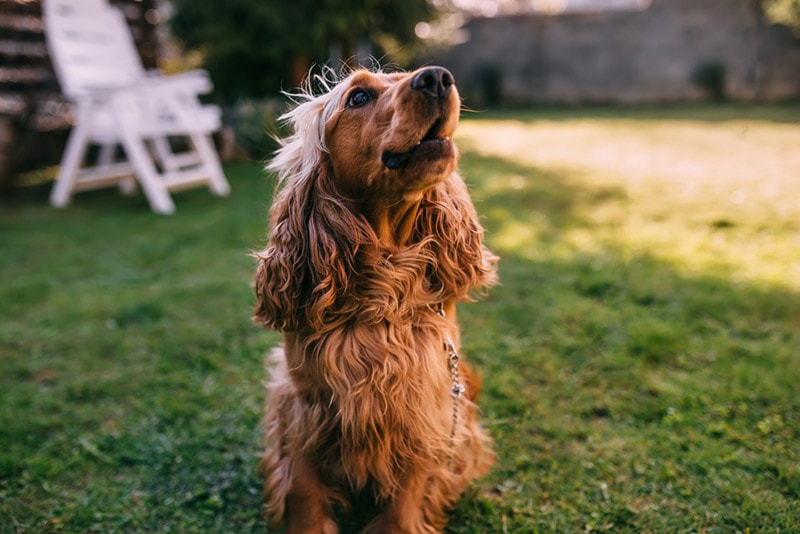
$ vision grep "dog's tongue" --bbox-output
[381,150,411,170]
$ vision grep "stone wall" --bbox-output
[424,0,800,105]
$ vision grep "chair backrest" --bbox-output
[43,0,146,98]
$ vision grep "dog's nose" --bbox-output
[411,66,454,98]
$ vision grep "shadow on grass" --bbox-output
[459,149,628,237]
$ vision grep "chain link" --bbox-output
[434,303,464,469]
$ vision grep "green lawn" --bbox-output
[2,105,799,532]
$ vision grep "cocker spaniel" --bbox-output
[253,66,498,533]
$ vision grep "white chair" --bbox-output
[43,0,230,214]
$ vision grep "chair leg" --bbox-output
[118,175,138,196]
[118,130,175,215]
[191,133,230,197]
[152,136,179,172]
[97,143,115,166]
[50,120,90,208]
[98,143,137,196]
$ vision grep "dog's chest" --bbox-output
[314,321,454,489]
[300,317,452,440]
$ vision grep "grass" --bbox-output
[1,104,799,532]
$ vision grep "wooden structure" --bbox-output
[43,0,229,214]
[0,0,158,198]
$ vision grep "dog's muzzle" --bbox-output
[381,67,457,171]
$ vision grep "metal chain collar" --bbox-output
[433,303,464,467]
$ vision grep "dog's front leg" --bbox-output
[362,469,447,534]
[284,454,339,534]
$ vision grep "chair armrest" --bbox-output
[144,69,214,95]
[77,70,214,101]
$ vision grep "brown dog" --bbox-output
[253,66,497,533]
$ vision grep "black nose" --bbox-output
[411,66,454,98]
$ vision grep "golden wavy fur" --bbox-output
[253,66,498,533]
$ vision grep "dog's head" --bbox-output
[254,67,496,332]
[268,67,462,207]
[323,67,460,199]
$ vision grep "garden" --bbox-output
[1,104,799,532]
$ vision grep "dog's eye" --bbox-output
[346,89,372,109]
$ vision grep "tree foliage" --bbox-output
[169,0,436,102]
[763,0,800,34]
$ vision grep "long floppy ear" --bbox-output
[253,172,313,332]
[253,75,356,332]
[254,164,370,332]
[416,173,498,301]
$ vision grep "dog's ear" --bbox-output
[253,172,311,332]
[254,164,364,332]
[254,86,350,332]
[417,174,498,301]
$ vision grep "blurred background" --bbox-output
[1,0,798,192]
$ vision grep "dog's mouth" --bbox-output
[381,119,453,170]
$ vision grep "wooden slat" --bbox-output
[46,2,148,96]
[0,93,26,115]
[0,40,48,58]
[165,152,203,169]
[0,66,51,83]
[0,14,44,32]
[162,167,213,192]
[72,163,135,190]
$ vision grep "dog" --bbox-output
[253,66,497,533]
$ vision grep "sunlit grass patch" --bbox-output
[458,105,800,290]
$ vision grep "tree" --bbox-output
[763,0,800,34]
[169,0,437,103]
[748,0,800,99]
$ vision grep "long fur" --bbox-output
[253,67,497,533]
